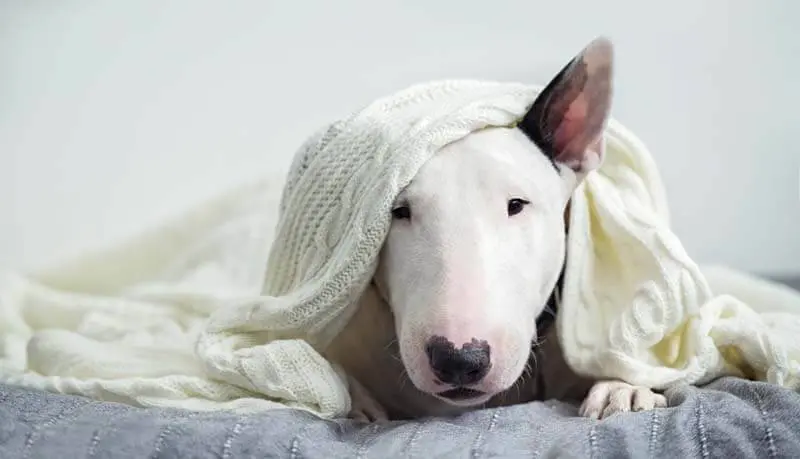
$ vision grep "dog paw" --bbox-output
[347,376,389,423]
[578,380,666,420]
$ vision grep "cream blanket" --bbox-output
[1,80,799,418]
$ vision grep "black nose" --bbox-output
[425,336,491,386]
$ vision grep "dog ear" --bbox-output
[518,37,613,174]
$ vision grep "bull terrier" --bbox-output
[324,36,667,422]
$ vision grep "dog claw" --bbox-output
[578,380,666,420]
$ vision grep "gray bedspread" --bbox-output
[0,376,798,458]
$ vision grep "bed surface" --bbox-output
[0,376,799,458]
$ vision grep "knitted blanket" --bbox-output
[1,80,798,418]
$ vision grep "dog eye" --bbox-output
[507,198,529,217]
[391,206,411,220]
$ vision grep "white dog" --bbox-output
[324,37,667,422]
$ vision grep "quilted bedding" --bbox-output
[0,376,799,458]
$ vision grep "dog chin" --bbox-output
[432,390,494,407]
[411,373,511,407]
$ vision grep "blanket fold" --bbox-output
[1,80,798,418]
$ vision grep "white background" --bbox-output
[1,1,798,275]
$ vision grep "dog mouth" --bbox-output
[436,387,487,401]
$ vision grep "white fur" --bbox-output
[375,128,572,404]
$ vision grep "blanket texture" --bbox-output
[1,376,800,458]
[1,80,799,418]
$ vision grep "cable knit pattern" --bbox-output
[0,80,798,418]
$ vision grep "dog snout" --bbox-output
[425,336,491,386]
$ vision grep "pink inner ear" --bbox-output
[553,95,589,154]
[551,93,602,171]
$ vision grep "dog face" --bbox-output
[373,37,614,406]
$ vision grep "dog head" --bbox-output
[373,37,614,406]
